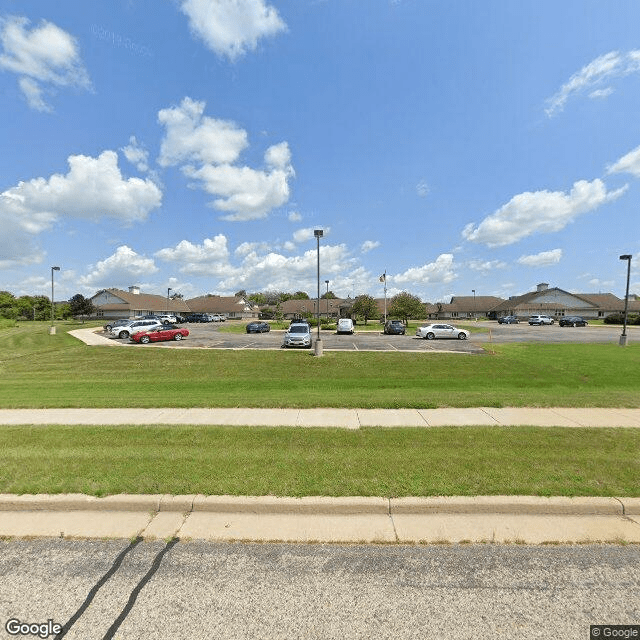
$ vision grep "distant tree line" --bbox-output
[0,291,94,321]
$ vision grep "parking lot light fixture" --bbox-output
[167,287,172,313]
[619,254,632,346]
[50,266,60,335]
[314,229,324,355]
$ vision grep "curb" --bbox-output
[1,494,638,516]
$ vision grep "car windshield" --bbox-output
[289,326,308,333]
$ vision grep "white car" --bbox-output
[157,314,177,324]
[337,318,354,334]
[415,323,469,340]
[528,315,555,325]
[111,318,163,339]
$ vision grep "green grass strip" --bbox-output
[1,323,639,408]
[1,425,638,497]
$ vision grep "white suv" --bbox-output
[158,314,177,324]
[528,315,555,325]
[111,318,163,339]
[282,323,312,348]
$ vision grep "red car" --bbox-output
[130,325,189,344]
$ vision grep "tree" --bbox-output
[69,294,95,322]
[388,292,425,324]
[292,291,310,300]
[321,290,338,299]
[351,294,378,325]
[234,289,247,298]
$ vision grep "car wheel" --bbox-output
[426,332,435,340]
[174,333,183,341]
[105,325,112,332]
[118,330,129,339]
[457,332,467,340]
[140,335,150,344]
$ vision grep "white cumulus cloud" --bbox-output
[179,0,286,61]
[155,235,232,276]
[393,253,457,285]
[79,246,158,289]
[158,97,248,167]
[361,240,380,253]
[0,151,162,231]
[462,179,627,247]
[122,136,150,173]
[0,15,91,111]
[517,249,563,267]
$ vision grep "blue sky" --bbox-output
[0,0,639,303]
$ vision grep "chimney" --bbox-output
[536,283,549,292]
[128,286,140,295]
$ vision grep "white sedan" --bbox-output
[416,323,470,340]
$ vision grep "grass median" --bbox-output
[1,425,638,497]
[1,322,639,408]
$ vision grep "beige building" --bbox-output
[90,286,190,319]
[186,295,259,320]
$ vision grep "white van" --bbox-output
[337,318,354,334]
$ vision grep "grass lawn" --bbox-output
[1,425,638,497]
[1,321,639,408]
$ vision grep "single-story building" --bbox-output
[90,286,191,320]
[185,295,259,320]
[490,283,640,320]
[426,295,505,320]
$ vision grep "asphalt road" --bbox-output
[2,540,638,639]
[103,321,636,351]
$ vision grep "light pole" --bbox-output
[472,289,476,320]
[325,280,329,322]
[314,229,323,356]
[380,271,387,324]
[619,254,632,346]
[50,266,60,335]
[167,287,172,313]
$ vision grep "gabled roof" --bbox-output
[186,295,259,313]
[447,295,505,311]
[92,288,190,312]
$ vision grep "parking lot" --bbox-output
[99,321,635,352]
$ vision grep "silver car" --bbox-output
[282,323,313,348]
[415,323,469,340]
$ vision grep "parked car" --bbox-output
[157,314,177,325]
[415,323,469,340]
[103,318,130,332]
[383,320,406,335]
[111,318,163,339]
[210,314,226,322]
[185,313,209,323]
[130,325,189,343]
[246,321,270,333]
[528,315,555,325]
[498,315,519,324]
[337,318,355,334]
[289,318,310,326]
[559,316,588,327]
[282,323,312,348]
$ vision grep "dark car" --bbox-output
[498,315,519,324]
[383,320,406,335]
[185,313,209,323]
[559,316,588,327]
[246,321,270,333]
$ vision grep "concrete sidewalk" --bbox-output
[1,494,639,544]
[1,406,640,427]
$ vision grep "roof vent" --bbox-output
[128,286,140,295]
[536,283,549,292]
